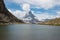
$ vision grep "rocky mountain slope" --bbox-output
[40,18,60,26]
[0,0,23,23]
[23,11,39,23]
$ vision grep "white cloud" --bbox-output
[34,13,56,21]
[56,11,60,18]
[22,3,30,12]
[8,9,26,19]
[57,11,60,15]
[5,0,60,9]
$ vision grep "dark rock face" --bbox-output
[0,0,23,23]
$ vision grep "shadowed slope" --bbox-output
[0,0,24,23]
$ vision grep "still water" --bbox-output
[0,24,60,40]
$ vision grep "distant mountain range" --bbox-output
[0,0,24,23]
[42,19,52,21]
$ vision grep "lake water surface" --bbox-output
[0,24,60,40]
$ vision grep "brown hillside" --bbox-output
[40,18,60,26]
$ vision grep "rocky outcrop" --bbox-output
[0,0,23,23]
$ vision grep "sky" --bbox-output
[4,0,60,21]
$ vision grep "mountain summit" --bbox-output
[23,11,39,23]
[24,11,35,18]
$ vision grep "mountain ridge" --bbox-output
[0,0,24,23]
[23,11,39,23]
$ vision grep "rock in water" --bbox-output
[0,0,23,23]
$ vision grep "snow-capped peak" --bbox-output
[23,11,39,23]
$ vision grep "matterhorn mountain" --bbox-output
[22,11,39,23]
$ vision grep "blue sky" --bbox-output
[4,0,60,21]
